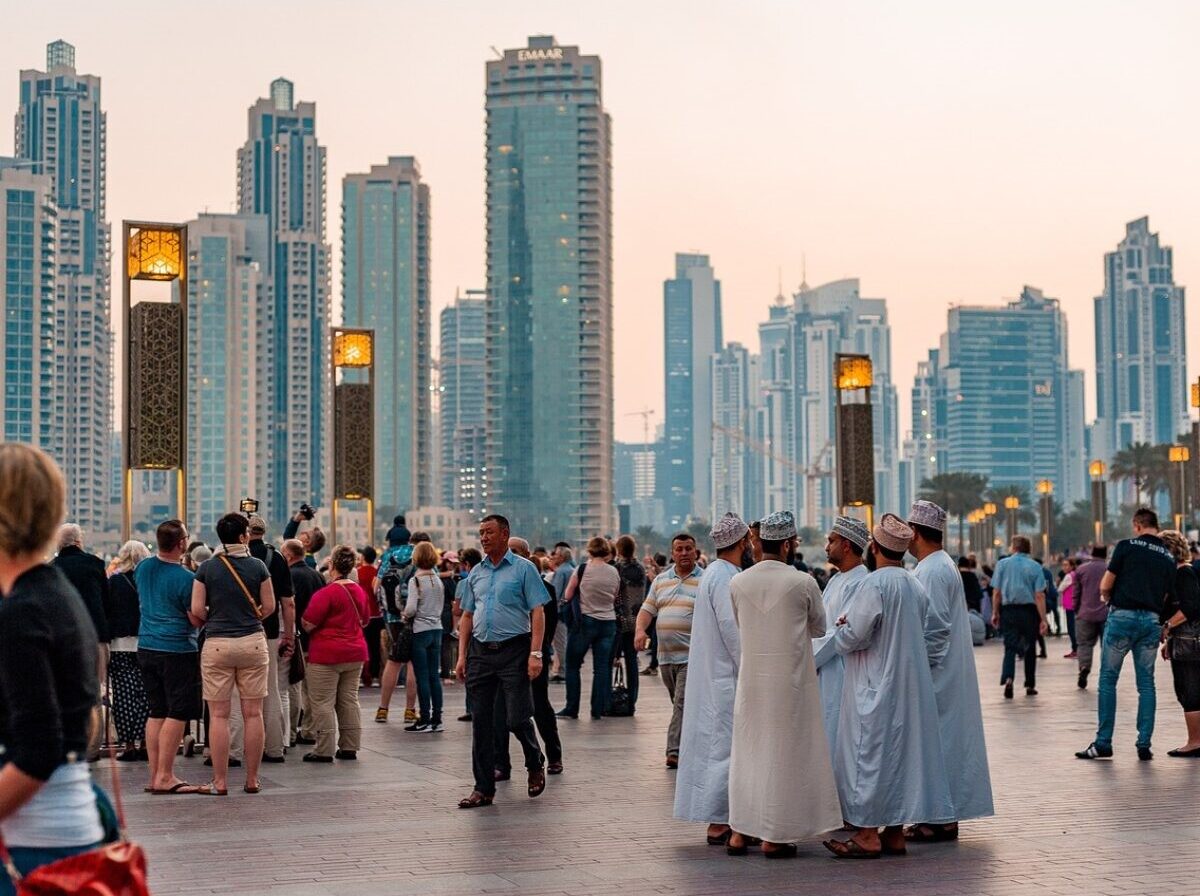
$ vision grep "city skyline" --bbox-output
[3,4,1197,448]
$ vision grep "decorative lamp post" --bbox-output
[330,327,376,546]
[1004,495,1020,545]
[122,221,188,541]
[1089,460,1107,545]
[984,502,998,562]
[1036,480,1053,560]
[1169,445,1190,531]
[834,354,875,530]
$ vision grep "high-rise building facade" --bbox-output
[662,253,722,527]
[485,36,613,544]
[182,213,271,533]
[237,78,330,526]
[342,157,431,515]
[1093,217,1188,459]
[753,295,797,518]
[709,342,757,521]
[15,41,111,532]
[0,162,56,449]
[923,287,1085,498]
[439,289,486,515]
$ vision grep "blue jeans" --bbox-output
[0,842,103,896]
[1096,608,1160,750]
[410,629,443,723]
[564,615,617,717]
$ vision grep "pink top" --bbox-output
[303,580,369,665]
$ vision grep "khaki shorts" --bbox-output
[201,633,270,701]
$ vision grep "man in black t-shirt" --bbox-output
[1076,508,1176,762]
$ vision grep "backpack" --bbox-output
[378,545,414,617]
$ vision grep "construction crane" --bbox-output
[710,423,833,529]
[624,407,656,448]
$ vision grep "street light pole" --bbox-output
[1004,496,1020,545]
[1036,480,1053,559]
[1089,460,1107,545]
[1169,445,1190,532]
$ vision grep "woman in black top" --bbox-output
[105,539,152,761]
[612,535,647,714]
[1158,530,1200,757]
[0,444,105,888]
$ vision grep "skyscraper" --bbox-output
[342,157,431,515]
[1093,217,1188,458]
[0,161,56,448]
[439,289,486,514]
[485,36,613,543]
[237,78,330,525]
[921,287,1085,498]
[15,41,111,532]
[182,213,272,532]
[710,342,757,521]
[753,294,797,518]
[662,253,722,527]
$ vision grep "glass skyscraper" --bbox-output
[342,157,431,517]
[182,213,272,533]
[439,289,486,514]
[237,78,330,526]
[1093,217,1188,458]
[485,36,613,544]
[710,342,757,522]
[662,253,722,528]
[15,41,111,532]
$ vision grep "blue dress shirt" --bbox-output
[992,554,1044,606]
[458,550,550,643]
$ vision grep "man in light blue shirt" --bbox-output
[989,536,1047,699]
[454,514,548,809]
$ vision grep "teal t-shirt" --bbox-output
[134,557,198,652]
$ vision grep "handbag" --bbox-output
[288,644,307,685]
[218,554,263,620]
[0,747,150,895]
[607,660,634,717]
[563,564,585,635]
[1168,620,1200,662]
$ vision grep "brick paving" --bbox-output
[119,638,1200,895]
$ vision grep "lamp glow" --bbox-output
[836,355,873,390]
[127,226,184,281]
[333,331,374,368]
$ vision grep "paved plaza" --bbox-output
[124,639,1199,896]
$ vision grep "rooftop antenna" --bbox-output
[490,45,503,59]
[799,252,809,291]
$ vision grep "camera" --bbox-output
[239,497,259,516]
[298,502,316,521]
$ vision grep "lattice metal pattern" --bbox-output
[335,382,373,499]
[837,402,875,507]
[129,302,184,468]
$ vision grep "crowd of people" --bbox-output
[0,440,1198,883]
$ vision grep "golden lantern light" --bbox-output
[332,330,374,368]
[984,502,997,516]
[836,355,873,390]
[1089,460,1106,479]
[1169,445,1191,464]
[1004,496,1020,510]
[127,225,184,281]
[1192,382,1200,409]
[1036,479,1054,495]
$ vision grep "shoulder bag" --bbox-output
[0,746,149,895]
[1168,621,1200,662]
[218,554,264,620]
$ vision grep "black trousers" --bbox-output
[494,658,560,772]
[467,635,541,796]
[1000,604,1040,688]
[362,618,385,683]
[611,628,639,709]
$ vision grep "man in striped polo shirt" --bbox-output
[635,533,703,768]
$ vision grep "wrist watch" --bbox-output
[530,650,544,659]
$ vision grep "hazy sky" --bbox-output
[4,1,1198,444]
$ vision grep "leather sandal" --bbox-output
[707,829,733,846]
[903,823,958,843]
[528,767,546,798]
[823,838,881,859]
[457,791,494,809]
[763,842,798,859]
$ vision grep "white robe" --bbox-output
[674,558,741,823]
[914,550,995,821]
[727,560,843,841]
[832,566,955,828]
[812,564,869,758]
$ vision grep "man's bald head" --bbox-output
[508,536,531,558]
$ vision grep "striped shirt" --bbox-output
[642,564,703,665]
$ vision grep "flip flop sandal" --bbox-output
[823,839,882,860]
[903,824,958,843]
[194,782,228,796]
[763,843,798,859]
[457,791,494,809]
[243,784,261,794]
[151,781,198,795]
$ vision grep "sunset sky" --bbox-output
[3,0,1198,443]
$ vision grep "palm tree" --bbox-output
[984,484,1038,527]
[1110,442,1169,506]
[633,525,664,555]
[919,471,988,554]
[685,520,711,551]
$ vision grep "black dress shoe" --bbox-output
[1077,670,1089,689]
[1137,747,1153,761]
[335,750,357,760]
[294,735,317,745]
[1003,678,1014,699]
[302,752,333,763]
[457,713,473,722]
[261,754,286,764]
[555,709,578,719]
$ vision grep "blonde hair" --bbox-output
[1159,529,1189,564]
[413,541,439,570]
[114,539,152,574]
[330,544,357,577]
[0,443,66,557]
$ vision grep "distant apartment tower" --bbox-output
[753,295,797,518]
[924,287,1086,500]
[1094,217,1188,459]
[237,78,330,527]
[710,342,757,521]
[614,440,663,534]
[485,36,613,543]
[342,157,431,515]
[439,289,486,514]
[662,253,722,527]
[15,40,111,532]
[182,213,272,532]
[0,162,56,447]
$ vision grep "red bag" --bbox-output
[0,745,150,895]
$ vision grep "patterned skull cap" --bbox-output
[759,510,797,541]
[832,516,870,551]
[247,514,268,534]
[710,512,750,550]
[873,513,914,554]
[907,500,947,533]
